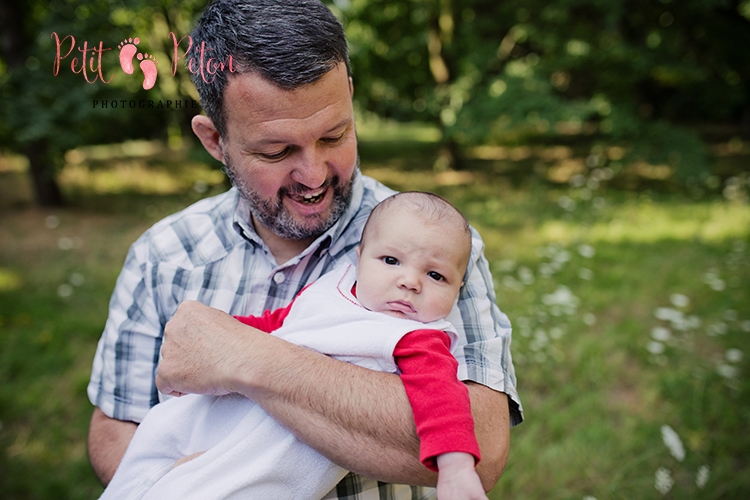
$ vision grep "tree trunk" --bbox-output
[25,142,64,207]
[1,0,65,206]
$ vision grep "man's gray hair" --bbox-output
[189,0,350,137]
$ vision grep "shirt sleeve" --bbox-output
[87,238,164,423]
[452,228,523,425]
[394,329,481,472]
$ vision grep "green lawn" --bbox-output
[1,129,748,499]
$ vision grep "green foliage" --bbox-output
[0,0,206,204]
[332,0,750,180]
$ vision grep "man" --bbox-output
[87,1,523,498]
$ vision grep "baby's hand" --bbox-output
[436,452,488,500]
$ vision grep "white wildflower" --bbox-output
[726,348,744,363]
[558,195,577,211]
[709,279,726,291]
[539,263,555,276]
[660,425,685,462]
[570,174,586,187]
[741,320,750,333]
[518,266,535,285]
[707,322,728,336]
[553,249,572,263]
[69,272,85,287]
[530,330,549,352]
[58,237,75,250]
[703,271,726,291]
[542,286,579,308]
[654,307,681,322]
[45,215,61,229]
[502,276,524,292]
[577,244,596,258]
[655,467,674,495]
[672,314,701,331]
[669,293,690,308]
[696,465,710,489]
[57,284,73,298]
[549,326,565,339]
[651,327,672,342]
[583,313,597,326]
[716,363,739,379]
[647,341,665,354]
[578,268,594,280]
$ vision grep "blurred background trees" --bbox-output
[0,0,204,206]
[1,0,749,206]
[334,0,750,176]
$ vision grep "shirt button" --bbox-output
[273,272,286,284]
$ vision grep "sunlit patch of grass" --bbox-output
[0,268,22,292]
[59,161,225,196]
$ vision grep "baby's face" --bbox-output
[355,211,467,323]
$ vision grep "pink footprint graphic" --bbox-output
[137,53,158,90]
[117,37,140,74]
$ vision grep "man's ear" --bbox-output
[349,76,354,98]
[192,115,225,163]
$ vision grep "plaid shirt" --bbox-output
[88,172,522,500]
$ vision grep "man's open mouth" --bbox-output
[291,188,326,204]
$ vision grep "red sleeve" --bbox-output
[394,329,481,472]
[233,284,312,333]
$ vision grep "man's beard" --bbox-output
[223,155,358,241]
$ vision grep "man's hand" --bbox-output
[436,452,489,500]
[156,300,259,397]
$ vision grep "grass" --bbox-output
[0,124,748,499]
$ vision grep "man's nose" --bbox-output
[291,150,328,189]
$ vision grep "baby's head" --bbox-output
[355,192,472,323]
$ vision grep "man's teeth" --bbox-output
[301,191,324,203]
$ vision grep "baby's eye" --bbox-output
[382,256,399,265]
[427,271,445,281]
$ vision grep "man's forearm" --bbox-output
[236,335,435,484]
[88,407,138,486]
[227,333,510,488]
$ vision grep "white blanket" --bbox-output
[100,264,456,500]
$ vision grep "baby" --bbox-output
[101,191,488,500]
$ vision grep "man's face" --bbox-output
[219,64,358,241]
[355,211,466,324]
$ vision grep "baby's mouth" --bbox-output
[388,301,416,314]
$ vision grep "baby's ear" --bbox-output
[355,245,361,258]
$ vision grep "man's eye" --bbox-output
[260,148,290,160]
[382,256,399,265]
[427,271,445,281]
[321,133,345,144]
